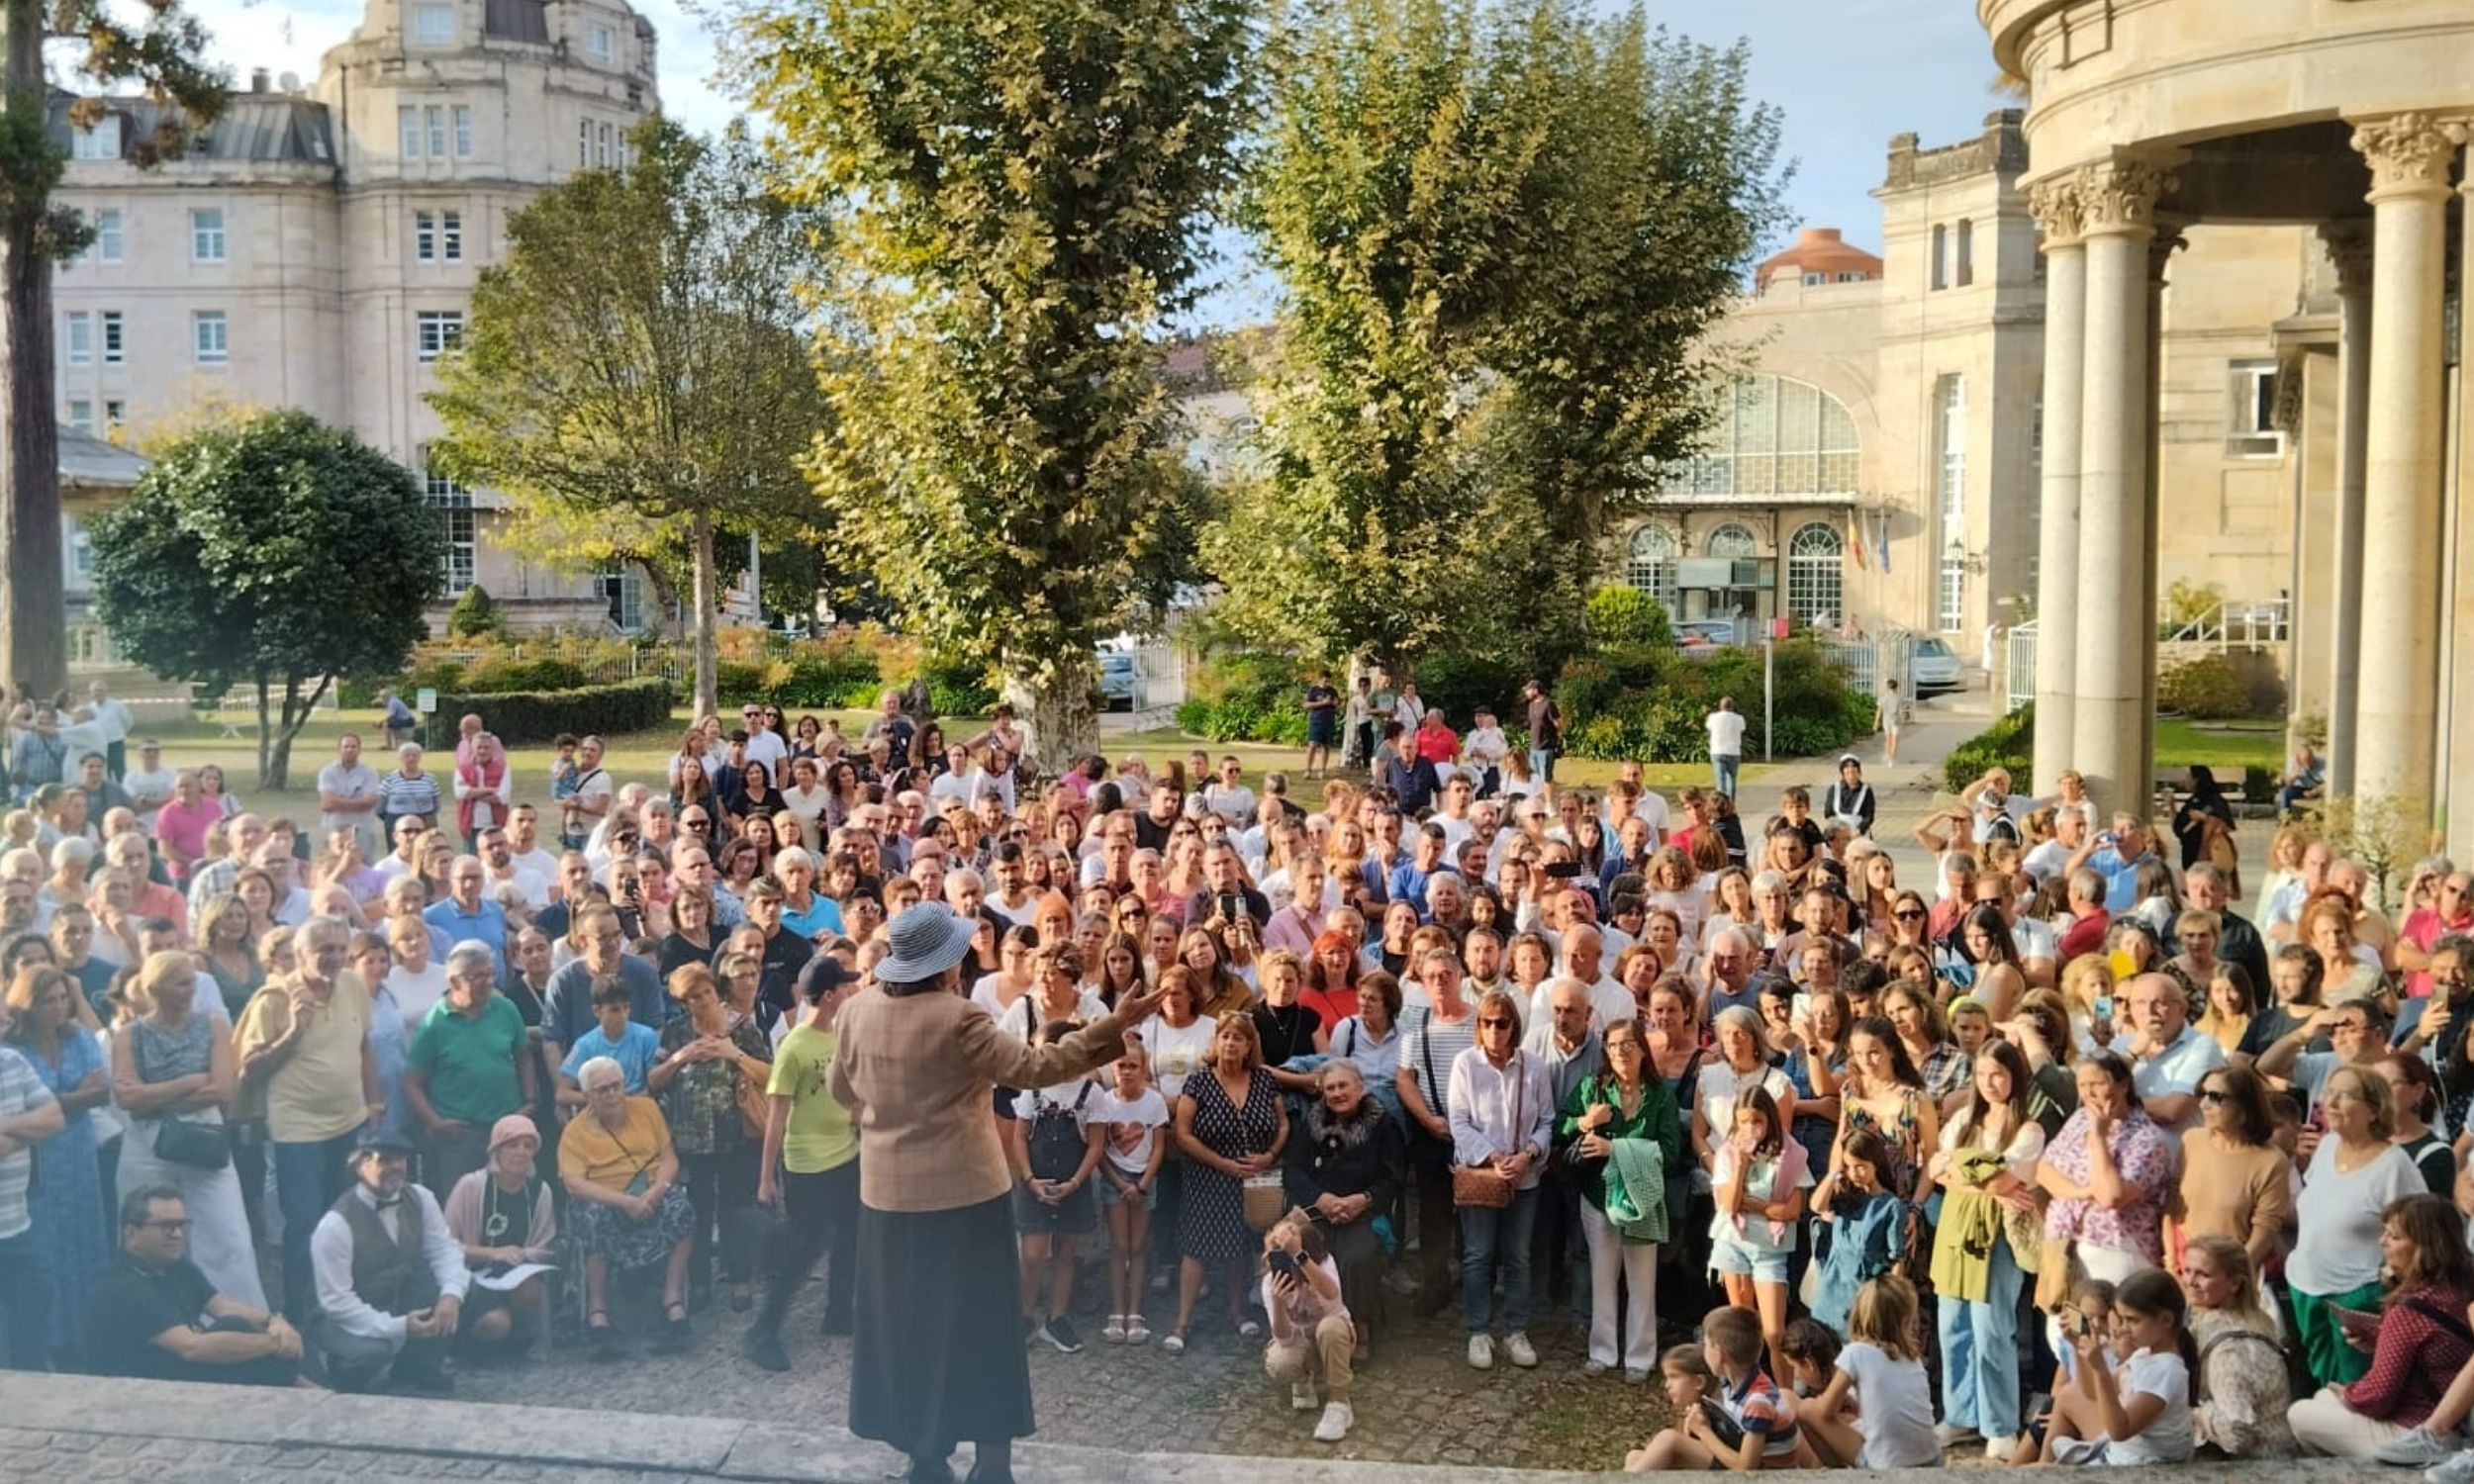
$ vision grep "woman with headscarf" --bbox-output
[2172,765,2238,887]
[831,904,1165,1484]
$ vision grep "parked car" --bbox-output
[1097,650,1138,709]
[1907,636,1962,695]
[1675,619,1740,653]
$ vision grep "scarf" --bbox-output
[1606,1136,1669,1245]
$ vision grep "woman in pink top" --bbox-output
[151,769,223,883]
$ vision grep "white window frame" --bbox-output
[412,3,454,46]
[103,399,124,430]
[579,118,592,168]
[65,400,92,433]
[400,105,422,159]
[192,310,228,365]
[587,23,616,64]
[414,209,436,262]
[100,311,123,364]
[596,122,615,168]
[416,310,464,363]
[427,106,447,161]
[1936,373,1966,530]
[1624,524,1680,614]
[422,451,476,595]
[64,311,91,365]
[1786,521,1845,628]
[452,105,473,159]
[2228,358,2284,459]
[1938,557,1966,633]
[71,118,120,160]
[88,209,123,264]
[189,207,226,263]
[439,210,463,261]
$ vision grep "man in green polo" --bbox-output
[404,941,533,1198]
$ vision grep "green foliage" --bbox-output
[2163,578,2225,632]
[1584,586,1674,651]
[2241,765,2276,802]
[419,679,675,751]
[1943,703,2037,793]
[1175,651,1310,746]
[737,0,1258,763]
[2158,652,2285,721]
[1556,639,1865,763]
[87,411,444,788]
[1205,0,1785,675]
[445,585,507,640]
[1414,649,1528,728]
[427,118,831,714]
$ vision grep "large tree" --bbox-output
[428,118,829,715]
[0,1,225,696]
[734,0,1257,765]
[85,411,442,788]
[1207,0,1783,676]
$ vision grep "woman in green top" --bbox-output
[742,955,863,1372]
[1553,1016,1681,1380]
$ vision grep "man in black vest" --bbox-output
[308,1129,470,1393]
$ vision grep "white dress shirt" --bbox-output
[311,1182,470,1344]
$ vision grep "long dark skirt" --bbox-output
[852,1193,1034,1454]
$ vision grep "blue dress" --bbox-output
[1809,1186,1903,1335]
[24,1027,107,1361]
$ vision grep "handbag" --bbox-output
[1451,1051,1526,1210]
[1242,1171,1287,1232]
[152,1117,231,1170]
[735,1062,773,1141]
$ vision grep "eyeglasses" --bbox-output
[1893,908,1926,920]
[2197,1088,2228,1105]
[136,1218,191,1232]
[1479,1017,1515,1029]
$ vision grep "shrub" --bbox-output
[2157,654,2249,720]
[1942,702,2036,791]
[1414,648,1524,726]
[1584,586,1674,650]
[445,585,506,640]
[420,677,674,749]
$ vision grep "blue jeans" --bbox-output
[1713,754,1741,797]
[0,1225,53,1369]
[1528,748,1558,786]
[274,1125,364,1318]
[1460,1185,1540,1334]
[1938,1228,2025,1439]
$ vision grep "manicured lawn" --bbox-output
[1103,725,1755,792]
[2152,718,2285,775]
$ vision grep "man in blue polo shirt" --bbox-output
[1388,823,1455,916]
[2071,812,2165,915]
[425,855,509,976]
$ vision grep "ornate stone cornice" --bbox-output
[2319,221,2375,294]
[2075,159,2176,237]
[2350,113,2465,199]
[2027,175,2085,249]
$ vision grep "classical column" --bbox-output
[2071,158,2172,812]
[2138,226,2186,803]
[2320,223,2374,798]
[2028,174,2086,793]
[2349,114,2463,806]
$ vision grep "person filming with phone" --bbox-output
[1260,1209,1357,1443]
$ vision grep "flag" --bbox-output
[1849,510,1867,570]
[1876,511,1892,574]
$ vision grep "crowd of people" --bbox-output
[5,679,2474,1478]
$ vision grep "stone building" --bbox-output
[48,0,661,635]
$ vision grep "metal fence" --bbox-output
[2007,621,2039,712]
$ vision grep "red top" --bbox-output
[2346,1283,2474,1426]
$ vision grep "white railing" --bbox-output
[66,620,123,673]
[2164,598,2289,650]
[2006,620,2039,712]
[1131,640,1187,724]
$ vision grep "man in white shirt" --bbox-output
[121,739,178,813]
[1552,923,1634,1030]
[478,826,551,909]
[1201,755,1256,824]
[310,1131,470,1393]
[1704,697,1748,798]
[740,708,790,784]
[85,681,134,780]
[2113,973,2224,1136]
[318,733,385,859]
[2020,807,2087,887]
[505,804,564,896]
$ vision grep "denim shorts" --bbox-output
[1709,1232,1791,1283]
[1096,1173,1154,1211]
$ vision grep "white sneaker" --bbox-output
[1314,1400,1354,1443]
[1935,1422,1980,1446]
[1983,1437,2013,1464]
[1290,1380,1320,1412]
[1502,1331,1539,1368]
[1468,1333,1495,1370]
[2381,1428,2457,1467]
[2429,1451,2474,1484]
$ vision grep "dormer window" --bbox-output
[586,23,616,65]
[71,117,121,160]
[412,3,454,46]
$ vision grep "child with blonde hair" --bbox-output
[1261,1210,1353,1443]
[1794,1274,1940,1468]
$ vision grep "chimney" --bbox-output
[249,67,270,93]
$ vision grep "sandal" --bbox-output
[655,1300,692,1354]
[1161,1331,1187,1355]
[1124,1315,1152,1345]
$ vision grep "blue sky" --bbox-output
[186,0,2001,324]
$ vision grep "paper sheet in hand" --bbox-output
[474,1261,556,1292]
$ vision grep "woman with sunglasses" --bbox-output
[2168,1064,2289,1274]
[1446,988,1554,1371]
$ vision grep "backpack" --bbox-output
[1027,1082,1094,1182]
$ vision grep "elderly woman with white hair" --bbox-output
[776,845,844,941]
[560,1052,699,1356]
[1283,1058,1406,1359]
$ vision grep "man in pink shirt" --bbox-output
[2399,867,2474,1003]
[151,770,223,884]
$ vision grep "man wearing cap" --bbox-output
[441,1113,557,1362]
[309,1129,470,1392]
[835,904,1168,1484]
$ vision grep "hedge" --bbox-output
[1942,702,2036,792]
[420,677,676,750]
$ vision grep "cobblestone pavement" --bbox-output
[0,1427,699,1484]
[463,1266,1675,1473]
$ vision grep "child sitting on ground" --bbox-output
[1631,1344,1720,1472]
[1627,1307,1801,1471]
[2039,1267,2195,1465]
[1791,1274,1941,1469]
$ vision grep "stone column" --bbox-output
[2028,175,2087,794]
[2138,227,2186,804]
[2319,223,2374,798]
[2349,114,2463,806]
[2071,158,2172,812]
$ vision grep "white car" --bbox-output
[1908,636,1962,695]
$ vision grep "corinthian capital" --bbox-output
[2027,175,2085,248]
[2075,159,2176,236]
[2351,113,2465,198]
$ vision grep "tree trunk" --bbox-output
[691,508,717,717]
[0,0,65,700]
[261,671,331,792]
[254,675,277,789]
[1002,655,1099,778]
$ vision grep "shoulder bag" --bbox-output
[1451,1055,1523,1210]
[153,1117,232,1170]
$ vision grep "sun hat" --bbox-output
[488,1113,540,1154]
[353,1126,418,1159]
[876,902,979,983]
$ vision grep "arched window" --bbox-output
[1625,524,1679,613]
[1664,375,1860,499]
[1706,523,1759,559]
[1786,521,1844,626]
